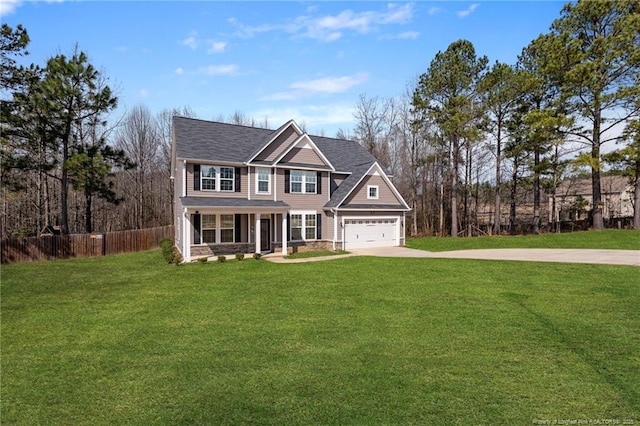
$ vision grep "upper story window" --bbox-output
[290,170,316,194]
[256,168,270,194]
[199,166,235,192]
[220,167,234,191]
[202,166,216,190]
[367,185,379,200]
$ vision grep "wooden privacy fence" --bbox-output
[1,226,174,264]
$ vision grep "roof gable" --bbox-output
[248,120,303,163]
[273,133,335,170]
[335,162,409,210]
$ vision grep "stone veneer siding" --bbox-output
[273,240,334,254]
[191,243,254,258]
[191,239,338,260]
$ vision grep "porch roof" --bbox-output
[181,197,290,212]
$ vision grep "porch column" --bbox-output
[255,213,261,254]
[183,211,191,263]
[333,211,338,251]
[281,214,288,255]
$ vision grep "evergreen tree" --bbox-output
[548,0,640,229]
[479,61,521,234]
[413,39,488,237]
[37,50,118,234]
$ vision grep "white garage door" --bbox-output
[344,218,398,249]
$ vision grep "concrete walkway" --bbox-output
[264,246,640,266]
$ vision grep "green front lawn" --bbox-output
[407,229,640,252]
[2,249,639,424]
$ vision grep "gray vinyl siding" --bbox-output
[250,166,275,201]
[185,163,248,198]
[342,174,402,205]
[280,147,326,166]
[276,169,330,211]
[255,127,299,162]
[323,210,334,243]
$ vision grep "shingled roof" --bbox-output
[172,116,394,210]
[173,117,271,163]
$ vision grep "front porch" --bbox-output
[180,197,291,262]
[183,211,289,262]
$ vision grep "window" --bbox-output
[220,167,234,191]
[290,214,303,240]
[201,166,216,191]
[198,214,235,244]
[305,172,317,193]
[199,166,234,191]
[290,171,303,193]
[367,185,379,200]
[256,168,270,193]
[290,170,316,194]
[305,214,316,240]
[220,214,234,243]
[290,212,317,241]
[202,214,216,243]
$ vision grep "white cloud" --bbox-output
[457,4,479,18]
[182,32,198,49]
[207,41,227,54]
[291,73,368,93]
[1,0,64,17]
[428,6,442,16]
[139,89,149,98]
[229,3,415,42]
[175,67,184,75]
[197,64,238,76]
[228,17,277,39]
[261,73,368,101]
[0,0,22,16]
[252,104,355,134]
[379,31,419,40]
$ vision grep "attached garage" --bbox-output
[343,218,399,249]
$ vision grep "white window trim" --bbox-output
[290,170,317,194]
[255,167,271,195]
[200,166,235,192]
[367,185,379,200]
[290,210,317,241]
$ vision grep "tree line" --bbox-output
[345,0,639,235]
[1,25,187,237]
[2,0,638,239]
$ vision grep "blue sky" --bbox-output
[2,1,565,135]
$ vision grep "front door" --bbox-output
[260,218,271,252]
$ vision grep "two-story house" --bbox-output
[171,117,410,261]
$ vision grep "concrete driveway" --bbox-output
[266,246,640,266]
[351,246,640,266]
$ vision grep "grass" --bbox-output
[407,229,640,252]
[285,250,349,259]
[1,246,639,424]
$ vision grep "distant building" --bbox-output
[550,175,634,224]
